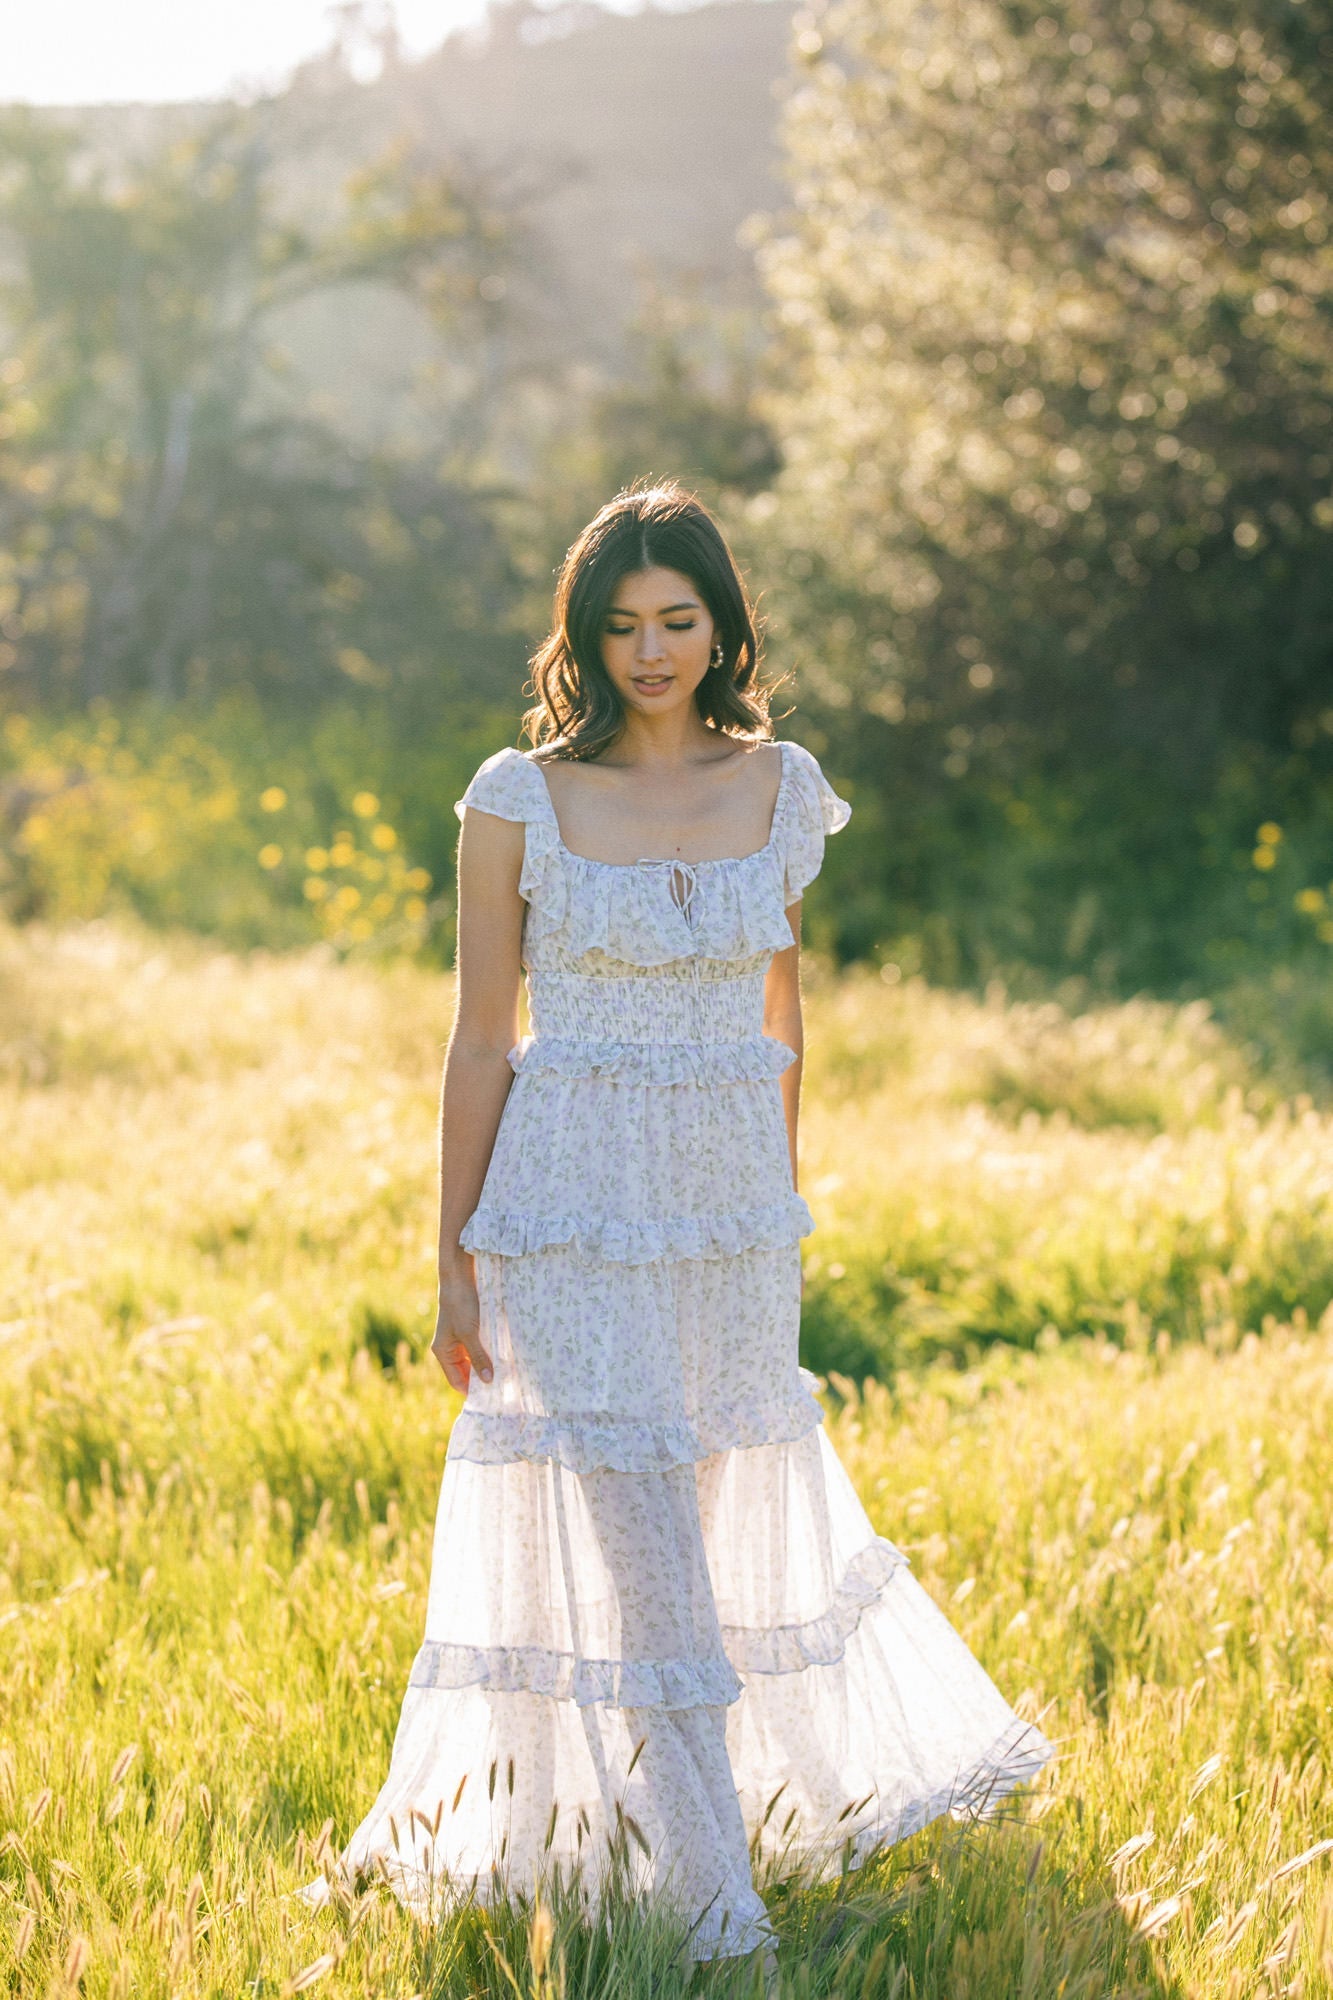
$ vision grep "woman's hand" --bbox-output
[431,1259,493,1393]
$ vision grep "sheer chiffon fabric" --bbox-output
[318,740,1052,1958]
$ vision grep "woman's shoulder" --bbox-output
[453,745,552,826]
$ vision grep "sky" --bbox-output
[1,1,504,105]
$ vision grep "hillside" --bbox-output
[360,0,795,362]
[44,0,797,441]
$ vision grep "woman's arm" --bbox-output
[763,901,804,1190]
[431,806,526,1393]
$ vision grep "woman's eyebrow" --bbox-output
[606,600,702,618]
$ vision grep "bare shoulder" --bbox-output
[700,735,783,786]
[724,736,784,805]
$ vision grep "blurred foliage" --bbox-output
[499,287,787,646]
[753,0,1333,989]
[553,289,782,509]
[0,107,527,721]
[2,6,1333,1007]
[0,700,510,958]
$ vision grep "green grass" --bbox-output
[796,963,1333,1379]
[2,921,1332,1997]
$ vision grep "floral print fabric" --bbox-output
[320,738,1052,1958]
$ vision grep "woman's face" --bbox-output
[598,566,716,719]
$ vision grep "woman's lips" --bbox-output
[632,675,672,693]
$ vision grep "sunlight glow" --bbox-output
[2,1,487,106]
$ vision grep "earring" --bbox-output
[710,640,725,670]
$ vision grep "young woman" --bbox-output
[320,483,1051,1962]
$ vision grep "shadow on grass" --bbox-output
[295,1804,1186,2000]
[733,1811,1190,1999]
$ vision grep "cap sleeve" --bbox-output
[455,746,564,909]
[454,745,549,824]
[781,741,852,903]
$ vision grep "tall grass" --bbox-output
[797,964,1333,1378]
[2,923,1332,1996]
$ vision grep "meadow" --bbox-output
[2,919,1332,1997]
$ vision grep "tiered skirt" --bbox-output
[325,1057,1052,1957]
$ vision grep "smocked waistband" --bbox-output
[527,970,767,1044]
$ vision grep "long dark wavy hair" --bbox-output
[522,481,777,761]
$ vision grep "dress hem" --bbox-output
[298,1854,779,1964]
[753,1712,1056,1879]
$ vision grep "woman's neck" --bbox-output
[600,712,727,772]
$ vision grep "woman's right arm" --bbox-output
[431,805,526,1393]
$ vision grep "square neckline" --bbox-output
[524,740,791,871]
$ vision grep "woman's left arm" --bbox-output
[763,901,804,1190]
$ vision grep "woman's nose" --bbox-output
[636,626,666,663]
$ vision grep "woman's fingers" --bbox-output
[433,1339,471,1393]
[430,1286,493,1393]
[431,1331,494,1393]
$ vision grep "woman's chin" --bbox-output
[620,679,704,716]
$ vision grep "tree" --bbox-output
[511,286,783,634]
[757,0,1333,980]
[0,108,525,712]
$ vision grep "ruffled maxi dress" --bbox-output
[326,739,1052,1958]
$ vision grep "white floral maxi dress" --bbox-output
[329,739,1053,1958]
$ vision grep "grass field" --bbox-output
[2,921,1332,1998]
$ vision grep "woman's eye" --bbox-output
[605,625,634,637]
[665,622,696,632]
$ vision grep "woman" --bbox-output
[321,482,1051,1963]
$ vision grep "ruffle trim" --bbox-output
[507,1033,797,1086]
[522,823,798,966]
[455,744,850,965]
[722,1539,908,1676]
[459,1193,815,1263]
[447,1388,825,1474]
[783,743,853,905]
[398,1540,920,1713]
[935,1713,1055,1823]
[448,1409,701,1472]
[837,1715,1055,1867]
[407,1638,743,1712]
[754,1713,1054,1881]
